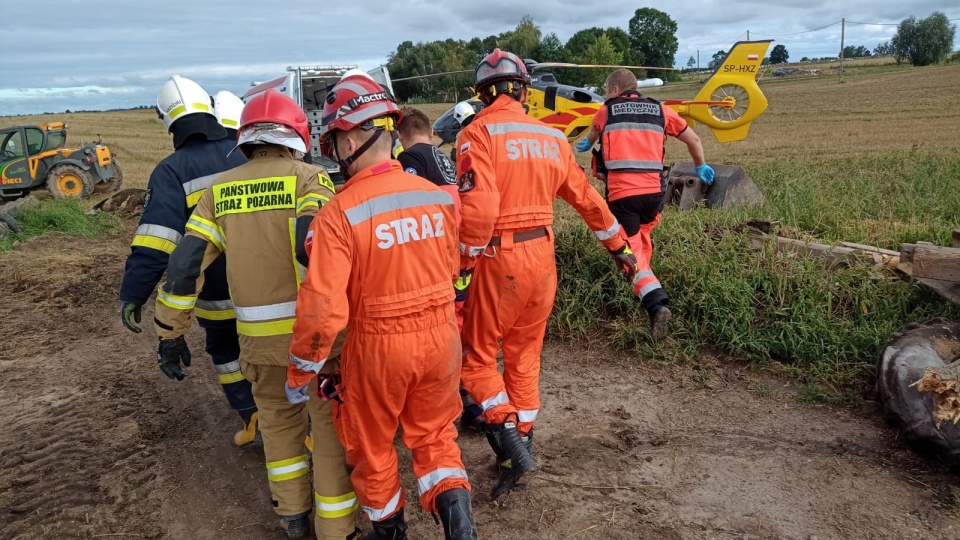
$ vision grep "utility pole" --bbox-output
[747,30,750,40]
[697,50,700,70]
[839,18,845,83]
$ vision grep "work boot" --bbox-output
[233,410,261,448]
[485,416,536,500]
[365,508,408,540]
[649,305,672,343]
[434,488,478,540]
[279,510,311,538]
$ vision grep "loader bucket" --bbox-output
[664,162,763,210]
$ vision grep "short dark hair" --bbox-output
[605,68,638,93]
[398,107,432,138]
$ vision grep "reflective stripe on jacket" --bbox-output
[120,137,244,326]
[154,147,335,365]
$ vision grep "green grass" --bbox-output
[550,150,960,402]
[0,199,122,250]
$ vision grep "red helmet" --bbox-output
[475,48,531,90]
[233,88,310,158]
[319,75,402,156]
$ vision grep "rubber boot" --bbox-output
[485,416,536,500]
[233,410,261,448]
[365,508,408,540]
[649,305,672,343]
[434,488,478,540]
[279,510,311,538]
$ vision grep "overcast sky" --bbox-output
[1,1,957,116]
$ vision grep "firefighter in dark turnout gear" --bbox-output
[576,68,715,342]
[119,75,260,447]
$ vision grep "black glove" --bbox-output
[609,245,639,283]
[157,336,192,381]
[317,373,343,404]
[120,301,142,333]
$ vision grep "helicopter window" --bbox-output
[1,131,25,162]
[25,128,44,155]
[539,74,557,83]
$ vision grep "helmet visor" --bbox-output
[234,122,306,154]
[476,56,525,84]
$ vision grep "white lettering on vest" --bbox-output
[375,212,446,250]
[505,138,560,162]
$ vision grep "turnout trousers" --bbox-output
[460,229,557,435]
[332,307,469,521]
[240,360,359,539]
[607,193,669,313]
[204,324,256,417]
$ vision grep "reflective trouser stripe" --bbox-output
[594,220,621,241]
[235,301,297,337]
[517,409,539,423]
[416,468,468,497]
[361,488,402,522]
[480,391,509,412]
[214,360,245,384]
[633,270,662,299]
[315,492,359,519]
[267,455,310,482]
[157,290,196,310]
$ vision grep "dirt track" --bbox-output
[1,221,958,540]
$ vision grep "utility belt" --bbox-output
[488,226,549,247]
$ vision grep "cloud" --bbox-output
[1,0,957,115]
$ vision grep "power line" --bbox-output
[750,20,842,38]
[848,16,960,25]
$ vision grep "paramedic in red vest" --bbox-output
[576,68,715,342]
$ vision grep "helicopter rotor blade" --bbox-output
[530,62,677,71]
[391,69,474,82]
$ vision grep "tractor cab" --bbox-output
[0,122,122,201]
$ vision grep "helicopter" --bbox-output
[414,40,773,147]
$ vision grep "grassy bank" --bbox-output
[552,148,960,402]
[0,199,122,250]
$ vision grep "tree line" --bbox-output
[701,11,955,71]
[386,8,680,102]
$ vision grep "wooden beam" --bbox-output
[839,242,900,257]
[953,229,960,249]
[911,245,960,283]
[897,262,960,306]
[773,237,863,268]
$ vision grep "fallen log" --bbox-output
[899,244,960,283]
[911,362,960,429]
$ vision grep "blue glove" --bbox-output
[696,163,715,185]
[285,382,310,405]
[575,137,592,153]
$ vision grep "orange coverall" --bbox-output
[288,160,469,521]
[456,94,626,434]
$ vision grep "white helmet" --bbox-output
[213,90,244,130]
[341,68,374,81]
[156,75,214,131]
[454,101,476,126]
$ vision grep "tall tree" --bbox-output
[535,32,565,62]
[874,41,893,56]
[891,12,956,66]
[686,56,696,69]
[769,44,789,64]
[499,14,542,58]
[581,34,623,88]
[627,8,679,73]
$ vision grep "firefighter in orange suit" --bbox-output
[151,88,360,540]
[287,75,478,540]
[576,68,715,341]
[455,49,637,500]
